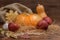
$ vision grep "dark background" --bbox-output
[0,0,60,16]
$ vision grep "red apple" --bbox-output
[37,20,48,30]
[44,17,53,25]
[8,22,19,32]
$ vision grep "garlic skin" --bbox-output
[3,22,9,30]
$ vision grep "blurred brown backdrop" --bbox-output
[0,0,60,24]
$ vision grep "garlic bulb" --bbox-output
[3,21,9,30]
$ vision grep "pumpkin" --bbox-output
[15,12,42,27]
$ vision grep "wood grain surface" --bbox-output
[0,0,60,40]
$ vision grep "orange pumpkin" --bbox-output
[15,13,42,27]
